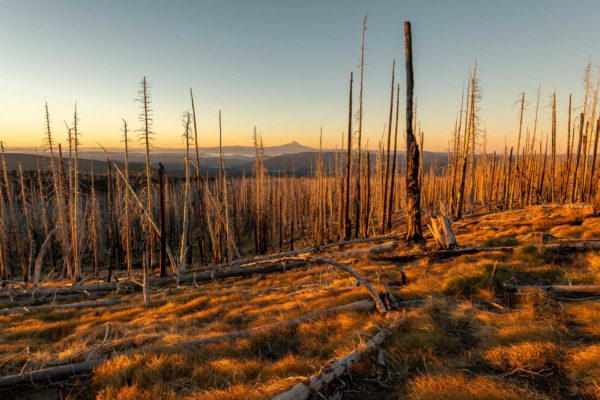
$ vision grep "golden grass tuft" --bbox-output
[483,341,558,372]
[442,264,491,298]
[566,345,600,399]
[406,373,540,400]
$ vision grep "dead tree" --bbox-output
[509,93,525,209]
[355,15,367,238]
[587,117,600,201]
[387,83,400,230]
[122,119,132,275]
[456,67,477,219]
[551,92,557,203]
[344,72,353,240]
[138,76,154,267]
[571,113,584,202]
[382,60,395,233]
[403,21,424,244]
[158,163,166,277]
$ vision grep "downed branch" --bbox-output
[272,315,403,400]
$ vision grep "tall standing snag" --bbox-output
[403,21,424,244]
[382,60,395,233]
[138,76,154,267]
[355,15,367,238]
[158,163,166,278]
[344,72,353,240]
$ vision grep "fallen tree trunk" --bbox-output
[0,292,106,309]
[543,240,600,252]
[272,315,403,400]
[505,284,600,296]
[371,246,515,263]
[372,239,600,265]
[0,358,106,387]
[0,299,132,315]
[185,234,402,275]
[0,261,308,301]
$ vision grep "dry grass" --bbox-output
[3,205,600,399]
[565,345,600,399]
[483,341,558,371]
[406,373,541,400]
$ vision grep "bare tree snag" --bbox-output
[428,216,458,249]
[355,15,367,238]
[382,60,395,233]
[159,163,166,277]
[403,21,424,244]
[388,83,400,230]
[344,72,353,240]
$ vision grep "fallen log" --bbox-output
[0,293,106,309]
[0,261,308,301]
[0,281,140,300]
[371,246,515,263]
[272,315,403,400]
[0,358,106,387]
[543,240,600,252]
[185,234,402,275]
[0,231,411,300]
[372,239,600,265]
[0,299,132,315]
[505,284,600,296]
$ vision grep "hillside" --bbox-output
[2,205,600,399]
[0,153,148,174]
[1,149,451,177]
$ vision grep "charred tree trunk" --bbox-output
[158,163,166,278]
[403,21,424,245]
[344,72,353,240]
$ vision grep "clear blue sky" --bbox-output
[0,0,598,151]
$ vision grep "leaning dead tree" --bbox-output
[403,21,424,244]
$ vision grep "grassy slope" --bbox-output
[1,206,600,399]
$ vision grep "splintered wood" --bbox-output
[428,216,458,249]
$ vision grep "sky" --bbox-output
[0,0,599,152]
